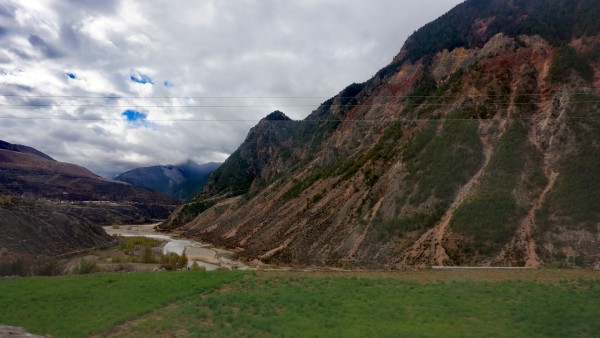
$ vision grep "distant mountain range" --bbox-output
[0,140,179,256]
[162,0,600,269]
[115,161,221,201]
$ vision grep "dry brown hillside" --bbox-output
[162,0,600,269]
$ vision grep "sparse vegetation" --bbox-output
[282,120,406,201]
[179,200,217,220]
[159,252,188,270]
[548,45,594,83]
[450,122,529,253]
[0,195,13,205]
[110,235,189,268]
[211,150,256,196]
[379,207,444,241]
[404,111,484,206]
[0,254,63,277]
[537,94,600,232]
[118,236,161,254]
[73,259,98,274]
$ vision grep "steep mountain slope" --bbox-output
[0,140,179,256]
[0,196,113,256]
[0,141,177,205]
[115,161,221,201]
[0,140,55,161]
[163,0,600,269]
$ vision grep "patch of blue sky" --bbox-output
[122,109,147,121]
[130,73,155,85]
[121,109,159,129]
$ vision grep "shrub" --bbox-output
[118,236,161,254]
[190,261,206,271]
[160,253,188,270]
[141,246,157,264]
[0,195,13,205]
[0,254,63,277]
[74,260,99,274]
[548,45,594,83]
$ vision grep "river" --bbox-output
[102,223,250,271]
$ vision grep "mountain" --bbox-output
[115,161,221,201]
[0,140,179,256]
[0,141,178,205]
[161,0,600,269]
[0,139,55,161]
[0,196,113,257]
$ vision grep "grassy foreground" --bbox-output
[0,271,243,337]
[0,270,598,337]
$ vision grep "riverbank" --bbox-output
[102,223,249,271]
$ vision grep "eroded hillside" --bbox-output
[162,0,600,269]
[0,141,179,256]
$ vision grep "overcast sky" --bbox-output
[0,0,462,177]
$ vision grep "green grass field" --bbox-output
[0,270,598,338]
[0,271,243,337]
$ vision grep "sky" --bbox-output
[0,0,462,178]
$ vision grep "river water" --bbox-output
[102,223,249,271]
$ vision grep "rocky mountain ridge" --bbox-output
[163,0,600,269]
[0,140,179,256]
[115,161,221,201]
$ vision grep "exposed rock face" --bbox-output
[0,325,46,338]
[166,0,600,269]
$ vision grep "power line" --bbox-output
[0,93,597,99]
[1,101,600,109]
[0,115,598,122]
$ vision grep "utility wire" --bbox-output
[1,101,600,108]
[0,93,597,99]
[0,115,598,122]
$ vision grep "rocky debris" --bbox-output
[0,326,47,338]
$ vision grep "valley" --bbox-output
[101,223,249,271]
[161,0,600,269]
[2,0,600,337]
[3,0,600,271]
